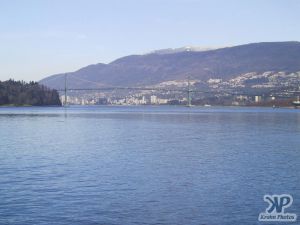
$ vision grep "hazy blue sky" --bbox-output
[0,0,299,81]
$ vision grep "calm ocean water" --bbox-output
[0,106,299,225]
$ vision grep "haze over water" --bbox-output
[0,106,299,225]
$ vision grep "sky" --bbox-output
[0,0,299,81]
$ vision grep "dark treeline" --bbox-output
[0,80,61,106]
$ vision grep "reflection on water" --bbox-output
[0,106,299,225]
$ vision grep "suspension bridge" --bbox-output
[52,74,300,107]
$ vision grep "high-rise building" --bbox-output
[150,95,157,104]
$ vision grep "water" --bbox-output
[0,106,299,225]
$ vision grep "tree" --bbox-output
[0,80,61,106]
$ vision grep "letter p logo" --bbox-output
[264,194,293,213]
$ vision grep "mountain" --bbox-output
[40,42,300,89]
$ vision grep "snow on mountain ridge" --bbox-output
[147,46,222,55]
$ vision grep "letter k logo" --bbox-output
[264,194,293,213]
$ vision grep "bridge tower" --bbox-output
[64,74,67,106]
[187,77,192,107]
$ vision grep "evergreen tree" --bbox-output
[0,80,61,106]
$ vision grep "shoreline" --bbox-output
[0,104,298,109]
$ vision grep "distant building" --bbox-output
[60,95,70,105]
[255,96,262,102]
[207,78,222,84]
[150,95,157,104]
[236,95,249,101]
[140,96,146,104]
[157,98,168,104]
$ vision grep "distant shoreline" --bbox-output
[1,104,296,109]
[0,104,61,107]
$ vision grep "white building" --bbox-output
[157,98,168,104]
[150,95,157,104]
[255,96,262,102]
